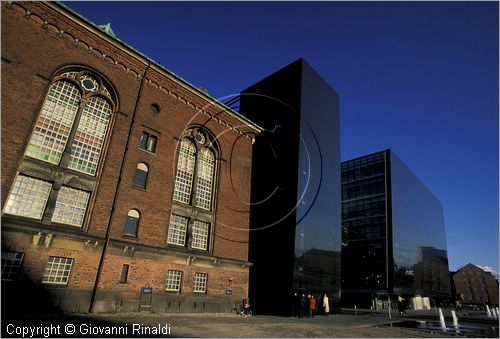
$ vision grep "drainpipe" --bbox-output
[89,61,151,313]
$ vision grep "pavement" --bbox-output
[2,308,499,338]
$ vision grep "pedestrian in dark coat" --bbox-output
[299,293,306,318]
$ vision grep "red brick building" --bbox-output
[1,1,261,313]
[452,264,499,306]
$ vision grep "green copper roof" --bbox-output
[97,23,116,37]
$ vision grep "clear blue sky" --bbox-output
[64,1,499,275]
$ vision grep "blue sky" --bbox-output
[64,1,499,275]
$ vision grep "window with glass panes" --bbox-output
[25,72,113,174]
[124,209,140,237]
[25,81,81,164]
[3,175,52,219]
[167,214,188,246]
[191,220,210,250]
[139,132,157,153]
[1,251,24,280]
[67,96,112,175]
[173,138,196,204]
[42,256,73,285]
[133,163,148,188]
[51,186,90,227]
[195,148,215,210]
[165,270,182,291]
[193,272,208,293]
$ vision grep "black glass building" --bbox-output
[239,59,341,315]
[341,150,451,308]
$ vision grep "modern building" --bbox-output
[1,1,261,314]
[452,264,499,306]
[238,59,342,315]
[341,150,451,309]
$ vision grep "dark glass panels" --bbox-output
[341,150,451,307]
[240,59,341,315]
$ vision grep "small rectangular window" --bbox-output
[42,256,73,285]
[1,251,24,281]
[139,132,157,153]
[166,270,182,291]
[119,264,129,283]
[194,272,208,293]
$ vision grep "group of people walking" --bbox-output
[293,292,330,318]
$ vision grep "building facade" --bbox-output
[452,264,499,306]
[341,150,451,309]
[239,59,342,315]
[1,1,261,314]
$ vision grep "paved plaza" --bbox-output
[4,308,498,338]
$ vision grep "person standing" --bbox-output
[311,295,317,318]
[306,294,311,318]
[322,293,330,316]
[299,293,306,318]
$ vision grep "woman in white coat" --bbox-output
[322,293,330,316]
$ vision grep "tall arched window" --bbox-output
[25,81,81,164]
[3,68,116,229]
[168,128,218,251]
[194,148,215,210]
[173,138,197,204]
[25,70,114,176]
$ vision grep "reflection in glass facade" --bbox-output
[240,59,341,315]
[341,150,451,308]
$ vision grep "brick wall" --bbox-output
[1,1,259,314]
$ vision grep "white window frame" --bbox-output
[51,186,90,227]
[165,270,182,291]
[193,272,208,293]
[191,220,210,250]
[167,214,188,246]
[42,256,74,285]
[3,175,52,220]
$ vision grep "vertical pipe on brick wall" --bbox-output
[88,61,151,313]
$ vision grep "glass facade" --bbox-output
[341,151,387,300]
[240,59,341,315]
[390,152,451,297]
[341,150,451,308]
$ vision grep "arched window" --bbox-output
[25,81,81,164]
[25,71,114,176]
[172,132,216,210]
[133,162,149,188]
[3,68,116,230]
[124,209,140,237]
[194,148,215,210]
[173,138,196,204]
[168,128,218,252]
